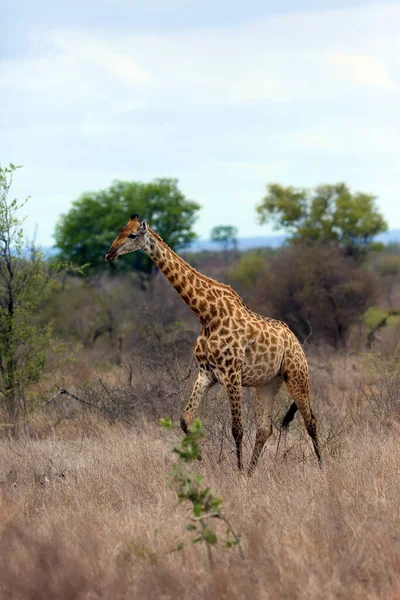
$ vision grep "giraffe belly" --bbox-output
[203,332,284,387]
[240,348,283,387]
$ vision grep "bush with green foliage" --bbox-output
[255,242,378,347]
[373,253,400,309]
[0,165,57,427]
[228,249,270,295]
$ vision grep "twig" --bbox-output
[302,319,313,345]
[53,385,133,426]
[190,512,220,521]
[180,356,196,383]
[189,513,245,561]
[199,518,214,571]
[55,386,94,408]
[97,377,115,402]
[45,390,63,405]
[275,426,283,460]
[219,514,245,561]
[217,421,226,464]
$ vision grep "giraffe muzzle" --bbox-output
[105,249,117,262]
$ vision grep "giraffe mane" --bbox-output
[148,227,248,307]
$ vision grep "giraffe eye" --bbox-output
[128,234,138,240]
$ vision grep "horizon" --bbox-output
[37,227,400,256]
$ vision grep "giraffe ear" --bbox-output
[140,221,147,233]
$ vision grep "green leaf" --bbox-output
[202,528,218,545]
[211,496,223,509]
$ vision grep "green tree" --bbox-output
[54,179,201,275]
[256,183,387,256]
[0,164,54,428]
[210,225,238,252]
[227,249,270,302]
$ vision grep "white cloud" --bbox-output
[331,53,397,90]
[2,2,400,116]
[0,32,153,126]
[279,125,400,156]
[51,32,153,87]
[2,1,400,244]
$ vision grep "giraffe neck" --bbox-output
[144,227,228,325]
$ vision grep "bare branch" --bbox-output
[302,318,313,346]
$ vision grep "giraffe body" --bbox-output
[105,215,321,473]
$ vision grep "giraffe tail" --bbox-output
[281,402,298,430]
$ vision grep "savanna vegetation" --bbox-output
[1,166,399,599]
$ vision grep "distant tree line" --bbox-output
[55,179,388,273]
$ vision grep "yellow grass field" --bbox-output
[1,380,400,600]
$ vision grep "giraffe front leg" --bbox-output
[180,370,216,434]
[225,378,244,471]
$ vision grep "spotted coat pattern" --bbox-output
[105,216,322,473]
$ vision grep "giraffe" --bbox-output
[105,215,322,473]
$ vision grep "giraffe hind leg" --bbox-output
[307,408,322,464]
[284,373,322,465]
[298,406,322,465]
[248,377,283,475]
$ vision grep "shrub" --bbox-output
[255,242,378,347]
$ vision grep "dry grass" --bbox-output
[1,397,400,600]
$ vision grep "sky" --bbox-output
[1,0,399,246]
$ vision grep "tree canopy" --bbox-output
[256,183,388,255]
[210,225,238,252]
[54,178,201,274]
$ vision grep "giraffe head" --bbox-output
[105,214,148,262]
